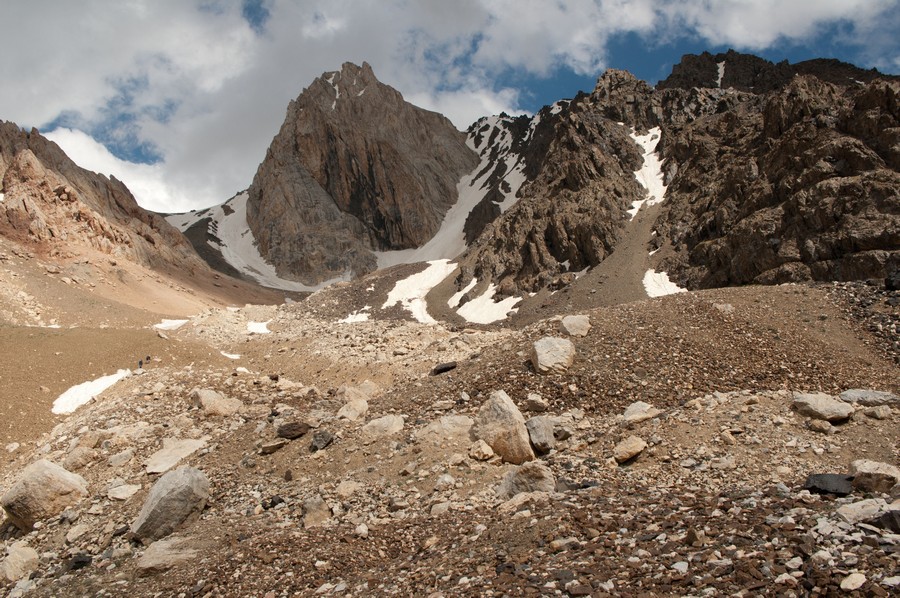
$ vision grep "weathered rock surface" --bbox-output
[840,389,899,406]
[525,416,556,455]
[793,392,854,422]
[245,62,478,284]
[0,459,88,530]
[850,459,900,493]
[473,390,534,464]
[559,315,591,337]
[191,388,243,416]
[496,461,556,499]
[361,414,404,439]
[145,438,207,474]
[131,467,210,544]
[135,537,199,576]
[613,436,647,463]
[1,542,39,582]
[530,337,576,373]
[623,401,662,424]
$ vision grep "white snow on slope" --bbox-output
[167,193,348,292]
[628,127,668,220]
[153,319,189,330]
[448,278,478,308]
[382,259,457,324]
[716,61,726,88]
[643,269,687,298]
[456,284,521,324]
[0,193,5,203]
[220,351,241,359]
[374,116,530,269]
[247,320,271,334]
[338,305,371,323]
[53,369,131,415]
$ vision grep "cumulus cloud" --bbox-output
[1,0,897,212]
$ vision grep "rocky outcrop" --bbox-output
[246,62,478,284]
[658,49,898,93]
[655,75,900,287]
[0,122,206,275]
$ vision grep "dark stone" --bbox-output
[886,266,900,291]
[277,421,311,440]
[310,430,334,452]
[283,469,293,482]
[431,361,458,375]
[867,510,900,534]
[68,553,92,571]
[802,473,854,496]
[262,495,284,510]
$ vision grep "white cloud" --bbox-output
[1,0,897,213]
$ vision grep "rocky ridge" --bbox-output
[0,122,206,277]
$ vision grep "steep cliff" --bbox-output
[246,62,478,284]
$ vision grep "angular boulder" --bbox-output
[1,542,39,582]
[525,416,556,455]
[191,388,243,417]
[530,337,576,374]
[1,459,88,530]
[135,537,199,576]
[497,461,556,499]
[473,391,534,465]
[131,467,210,544]
[850,460,900,493]
[839,389,898,407]
[793,392,854,422]
[559,315,591,337]
[614,436,647,464]
[145,438,207,475]
[623,401,662,424]
[361,414,404,439]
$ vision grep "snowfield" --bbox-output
[643,269,687,298]
[627,127,667,219]
[153,319,189,331]
[52,370,131,414]
[382,260,457,324]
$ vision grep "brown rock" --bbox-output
[1,460,88,530]
[473,390,534,465]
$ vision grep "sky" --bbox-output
[1,0,898,214]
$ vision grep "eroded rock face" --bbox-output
[131,467,209,544]
[246,62,478,284]
[473,390,534,465]
[0,122,206,274]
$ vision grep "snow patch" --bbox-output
[0,193,5,203]
[247,320,271,334]
[382,259,457,324]
[716,61,726,88]
[448,278,478,309]
[220,351,241,359]
[627,127,667,220]
[153,319,189,331]
[52,369,131,414]
[173,192,345,292]
[456,284,520,324]
[642,270,687,298]
[338,306,371,323]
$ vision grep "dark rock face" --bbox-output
[0,122,205,274]
[246,62,478,284]
[658,49,897,93]
[656,75,900,288]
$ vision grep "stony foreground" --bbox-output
[0,283,897,597]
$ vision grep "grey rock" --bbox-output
[1,459,88,530]
[131,467,210,544]
[837,498,887,524]
[497,462,556,499]
[559,315,591,337]
[530,337,576,374]
[416,415,474,444]
[276,421,311,439]
[145,438,207,474]
[525,416,556,455]
[361,415,404,439]
[135,537,199,575]
[310,430,334,452]
[839,389,899,406]
[63,446,96,471]
[522,393,548,412]
[792,392,854,422]
[191,388,243,416]
[803,473,853,496]
[623,401,662,424]
[473,390,534,465]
